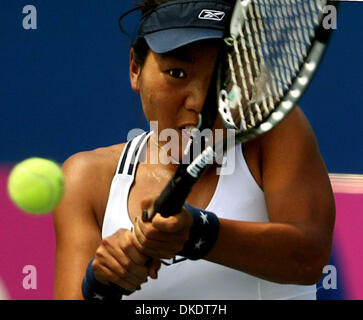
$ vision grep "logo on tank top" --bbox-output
[161,256,187,266]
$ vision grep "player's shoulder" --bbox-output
[260,106,314,146]
[62,143,127,182]
[257,106,321,170]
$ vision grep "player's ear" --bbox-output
[130,48,141,93]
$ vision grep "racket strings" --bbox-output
[220,0,326,131]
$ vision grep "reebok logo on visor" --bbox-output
[198,9,225,21]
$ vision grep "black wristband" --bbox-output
[81,258,132,300]
[178,203,220,260]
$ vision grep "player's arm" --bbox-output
[133,107,335,285]
[53,151,103,299]
[204,106,335,284]
[53,150,154,299]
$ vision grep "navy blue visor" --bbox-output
[136,0,233,54]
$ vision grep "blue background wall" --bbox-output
[1,0,145,164]
[1,1,362,172]
[0,1,362,300]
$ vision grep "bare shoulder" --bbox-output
[56,143,127,227]
[260,106,316,148]
[62,144,125,193]
[242,108,311,188]
[62,143,125,179]
[259,105,328,183]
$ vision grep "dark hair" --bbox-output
[135,0,173,14]
[132,37,149,67]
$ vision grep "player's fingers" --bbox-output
[132,226,170,259]
[118,230,150,265]
[110,249,149,283]
[151,214,184,233]
[106,260,146,290]
[93,261,142,292]
[141,198,155,221]
[134,219,188,251]
[148,259,161,279]
[132,226,177,259]
[97,235,149,284]
[151,208,193,233]
[136,215,189,242]
[134,217,189,260]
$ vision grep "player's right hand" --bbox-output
[92,228,160,292]
[132,198,193,260]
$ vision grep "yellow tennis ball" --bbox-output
[7,157,64,215]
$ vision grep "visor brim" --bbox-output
[144,28,224,54]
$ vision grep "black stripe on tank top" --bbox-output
[118,140,132,174]
[127,132,148,175]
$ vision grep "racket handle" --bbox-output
[144,171,196,220]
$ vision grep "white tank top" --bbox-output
[102,132,317,300]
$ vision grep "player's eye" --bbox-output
[167,69,187,79]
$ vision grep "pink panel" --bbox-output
[333,193,363,300]
[0,166,55,300]
[330,174,363,300]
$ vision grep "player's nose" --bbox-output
[183,80,209,114]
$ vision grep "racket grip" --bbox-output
[151,173,196,219]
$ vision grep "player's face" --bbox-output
[130,41,220,135]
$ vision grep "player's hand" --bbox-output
[92,228,160,292]
[132,199,193,259]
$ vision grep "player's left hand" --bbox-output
[131,198,193,259]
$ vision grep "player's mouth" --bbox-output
[180,125,196,139]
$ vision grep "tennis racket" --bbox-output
[143,0,338,221]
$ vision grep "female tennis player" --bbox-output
[53,0,335,300]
